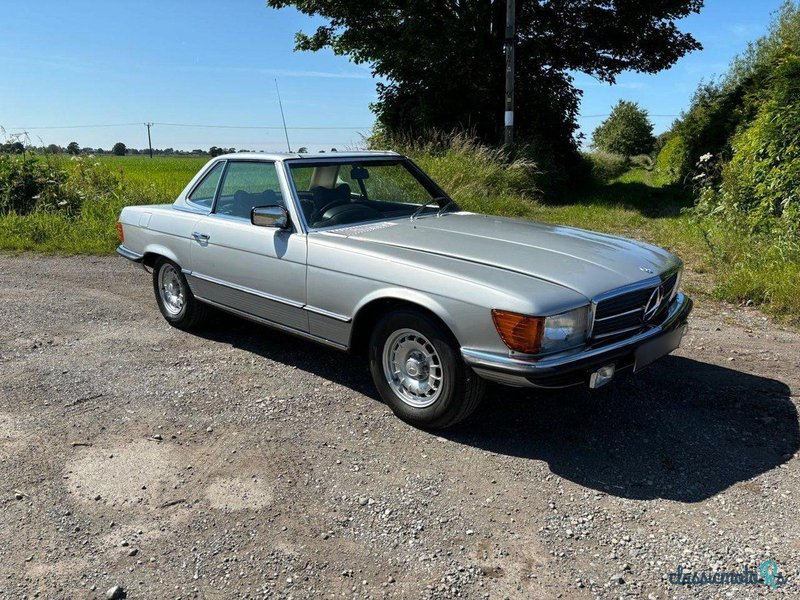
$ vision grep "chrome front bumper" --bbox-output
[461,292,693,388]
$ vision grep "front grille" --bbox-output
[591,271,679,344]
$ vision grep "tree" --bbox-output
[297,146,308,153]
[46,144,62,154]
[111,142,127,156]
[67,141,80,155]
[0,141,24,154]
[592,101,655,156]
[209,146,224,157]
[267,0,702,165]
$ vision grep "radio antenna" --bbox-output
[274,79,292,152]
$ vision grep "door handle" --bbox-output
[192,231,210,242]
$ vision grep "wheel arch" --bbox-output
[142,245,181,269]
[349,290,460,355]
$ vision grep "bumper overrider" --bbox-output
[461,292,693,389]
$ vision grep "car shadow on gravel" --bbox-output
[445,355,799,502]
[191,315,797,503]
[191,311,379,394]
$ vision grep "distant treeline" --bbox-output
[0,141,327,157]
[0,141,243,157]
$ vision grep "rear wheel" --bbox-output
[152,258,208,329]
[368,309,485,429]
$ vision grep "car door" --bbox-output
[187,160,308,332]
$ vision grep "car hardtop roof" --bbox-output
[215,150,402,162]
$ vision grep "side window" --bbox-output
[187,161,225,208]
[215,162,284,220]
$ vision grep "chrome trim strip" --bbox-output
[195,296,348,351]
[303,305,351,322]
[592,325,642,339]
[462,293,691,375]
[187,272,304,308]
[174,204,210,215]
[116,244,144,262]
[186,271,350,322]
[594,306,643,322]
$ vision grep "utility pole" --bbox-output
[504,0,516,147]
[144,122,153,158]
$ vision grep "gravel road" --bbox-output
[1,254,799,599]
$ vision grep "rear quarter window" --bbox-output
[188,162,225,208]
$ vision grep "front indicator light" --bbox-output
[491,310,544,354]
[116,222,124,242]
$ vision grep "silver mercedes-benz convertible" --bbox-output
[116,151,692,428]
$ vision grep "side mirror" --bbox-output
[251,205,290,229]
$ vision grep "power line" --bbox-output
[4,122,372,131]
[6,123,142,130]
[153,122,371,130]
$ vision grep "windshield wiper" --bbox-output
[437,199,459,217]
[410,196,450,221]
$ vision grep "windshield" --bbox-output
[288,159,452,229]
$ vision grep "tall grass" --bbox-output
[374,132,543,218]
[696,218,800,319]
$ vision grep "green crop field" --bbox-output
[98,155,209,199]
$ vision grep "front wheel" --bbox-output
[368,309,485,429]
[152,258,208,329]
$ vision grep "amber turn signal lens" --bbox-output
[491,310,544,354]
[116,222,124,242]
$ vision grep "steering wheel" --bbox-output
[314,203,381,227]
[311,198,350,223]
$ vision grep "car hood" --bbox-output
[327,213,681,300]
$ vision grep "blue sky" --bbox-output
[0,0,787,152]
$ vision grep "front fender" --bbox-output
[353,287,455,325]
[349,286,499,352]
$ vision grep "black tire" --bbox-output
[152,258,208,329]
[368,309,485,429]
